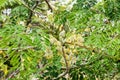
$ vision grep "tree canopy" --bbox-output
[0,0,120,80]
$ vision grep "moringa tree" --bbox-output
[0,0,120,80]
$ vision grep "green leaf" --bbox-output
[0,0,7,7]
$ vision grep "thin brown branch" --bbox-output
[6,69,19,79]
[61,55,103,70]
[15,0,43,16]
[53,71,68,80]
[26,0,39,26]
[44,0,53,12]
[54,45,69,79]
[62,46,69,72]
[65,41,119,64]
[65,41,94,51]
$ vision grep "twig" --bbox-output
[65,42,94,51]
[65,41,120,64]
[54,45,69,79]
[15,0,43,16]
[44,0,53,12]
[62,46,69,72]
[26,0,39,26]
[61,54,103,70]
[6,69,19,79]
[53,71,68,80]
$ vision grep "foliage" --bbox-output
[0,0,120,80]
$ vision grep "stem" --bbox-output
[54,44,69,79]
[15,0,43,16]
[62,46,69,73]
[26,0,39,26]
[44,0,53,12]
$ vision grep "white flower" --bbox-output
[59,0,72,5]
[19,21,25,26]
[66,0,77,11]
[97,0,102,2]
[59,30,66,42]
[2,8,11,15]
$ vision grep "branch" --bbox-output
[44,0,53,12]
[62,46,69,72]
[26,0,39,26]
[54,45,69,79]
[65,41,94,51]
[15,0,44,17]
[6,69,19,79]
[61,54,103,70]
[65,41,119,65]
[53,71,68,80]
